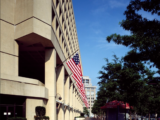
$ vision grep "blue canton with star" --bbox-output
[73,53,80,65]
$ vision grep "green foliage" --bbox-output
[106,0,160,73]
[7,117,27,120]
[95,0,160,117]
[75,116,85,118]
[83,107,89,116]
[95,54,160,116]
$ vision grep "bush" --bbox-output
[34,116,49,120]
[75,116,85,118]
[7,117,26,120]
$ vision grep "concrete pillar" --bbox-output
[73,86,75,119]
[75,90,77,117]
[26,98,45,120]
[45,49,56,120]
[65,76,70,120]
[57,65,65,120]
[70,83,73,120]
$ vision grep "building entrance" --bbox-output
[0,94,26,120]
[0,104,24,120]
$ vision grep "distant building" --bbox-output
[82,76,97,117]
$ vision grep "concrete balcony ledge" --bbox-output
[0,75,48,99]
[1,74,44,86]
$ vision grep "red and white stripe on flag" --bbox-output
[66,59,82,78]
[72,74,82,86]
[66,53,88,106]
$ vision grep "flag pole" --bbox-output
[56,49,79,71]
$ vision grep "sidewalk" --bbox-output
[85,117,101,120]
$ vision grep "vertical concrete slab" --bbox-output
[65,76,70,104]
[72,87,75,119]
[33,0,51,25]
[26,98,45,120]
[14,0,33,24]
[58,104,64,120]
[65,76,70,120]
[1,0,15,24]
[0,20,18,56]
[45,49,56,120]
[0,0,1,95]
[56,65,65,120]
[70,82,73,120]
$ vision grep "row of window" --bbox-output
[52,0,78,56]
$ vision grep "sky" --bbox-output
[72,0,160,92]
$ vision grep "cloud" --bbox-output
[109,0,127,8]
[89,22,103,35]
[92,5,108,15]
[96,42,124,50]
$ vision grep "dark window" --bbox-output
[59,7,62,16]
[56,0,59,7]
[52,8,55,21]
[62,0,64,4]
[59,29,61,37]
[62,16,64,24]
[56,19,59,30]
[62,37,64,43]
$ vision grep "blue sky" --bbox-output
[72,0,160,92]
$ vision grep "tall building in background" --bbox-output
[0,0,84,120]
[82,76,97,117]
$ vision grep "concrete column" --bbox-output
[57,65,65,120]
[70,82,73,120]
[73,86,75,119]
[65,76,70,120]
[75,90,78,117]
[26,98,45,120]
[45,49,56,120]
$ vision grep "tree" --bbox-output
[107,0,160,73]
[83,107,89,117]
[98,55,156,119]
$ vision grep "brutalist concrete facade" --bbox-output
[0,0,84,120]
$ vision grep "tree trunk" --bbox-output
[134,111,136,120]
[130,110,132,120]
[141,113,143,120]
[149,113,150,120]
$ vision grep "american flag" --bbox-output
[67,53,83,87]
[66,53,89,108]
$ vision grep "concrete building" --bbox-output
[0,0,84,120]
[82,76,96,117]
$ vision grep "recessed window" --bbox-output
[64,25,66,30]
[59,7,62,16]
[62,37,64,43]
[59,29,61,37]
[62,16,64,24]
[52,8,55,21]
[56,0,59,7]
[66,13,68,19]
[56,19,59,30]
